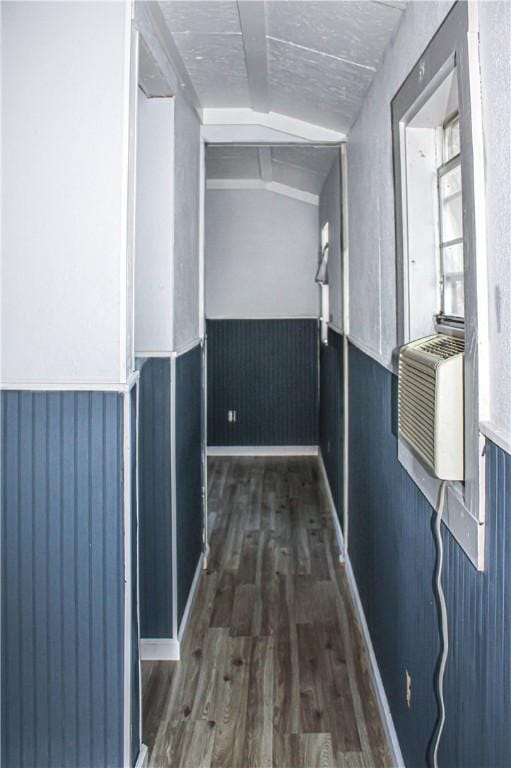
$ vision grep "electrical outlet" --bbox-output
[405,670,412,709]
[227,410,237,423]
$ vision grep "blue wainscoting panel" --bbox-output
[348,342,511,768]
[130,385,141,766]
[137,357,173,638]
[1,390,125,768]
[175,344,203,625]
[207,319,319,446]
[319,327,343,525]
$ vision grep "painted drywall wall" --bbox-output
[135,91,174,354]
[347,0,511,445]
[347,0,454,367]
[173,95,201,349]
[1,2,133,385]
[319,156,343,330]
[205,189,319,318]
[478,0,511,445]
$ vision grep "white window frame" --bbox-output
[392,3,489,570]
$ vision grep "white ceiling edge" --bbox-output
[202,108,346,143]
[207,178,319,206]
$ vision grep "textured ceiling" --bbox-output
[206,145,339,195]
[158,0,406,133]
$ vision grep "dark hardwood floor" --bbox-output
[142,456,391,767]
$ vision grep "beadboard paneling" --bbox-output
[319,326,344,525]
[207,318,319,446]
[1,390,125,768]
[348,342,511,768]
[175,344,204,625]
[137,358,173,638]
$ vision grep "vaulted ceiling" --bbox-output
[158,1,406,134]
[206,144,339,197]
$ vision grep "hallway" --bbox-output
[142,457,390,768]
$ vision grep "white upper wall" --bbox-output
[173,94,201,349]
[348,1,455,371]
[478,0,511,446]
[205,189,319,318]
[319,156,342,330]
[347,0,511,447]
[135,92,174,354]
[1,1,133,385]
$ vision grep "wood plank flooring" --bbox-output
[142,457,391,768]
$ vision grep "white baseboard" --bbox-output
[317,454,405,768]
[135,744,149,768]
[318,451,344,562]
[178,554,204,643]
[207,445,319,457]
[140,554,204,662]
[140,638,180,661]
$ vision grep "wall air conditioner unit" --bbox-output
[398,334,464,481]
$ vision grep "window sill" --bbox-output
[398,437,485,570]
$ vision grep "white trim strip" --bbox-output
[134,744,149,768]
[480,421,511,457]
[171,338,202,359]
[327,321,344,337]
[317,454,405,768]
[206,315,318,321]
[201,108,345,143]
[207,178,319,206]
[1,371,140,393]
[140,638,180,661]
[178,554,204,643]
[347,334,395,374]
[207,446,319,457]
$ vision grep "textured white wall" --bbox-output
[1,1,132,385]
[347,1,455,368]
[319,156,343,330]
[347,0,511,443]
[173,95,201,349]
[205,189,319,318]
[134,92,174,354]
[478,0,511,444]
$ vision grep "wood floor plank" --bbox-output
[241,636,274,768]
[143,456,392,768]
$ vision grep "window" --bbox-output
[392,2,488,570]
[438,114,464,325]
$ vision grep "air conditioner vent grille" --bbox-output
[398,358,436,467]
[415,335,465,359]
[398,333,464,480]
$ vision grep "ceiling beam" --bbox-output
[258,147,273,181]
[201,109,346,143]
[237,1,270,113]
[135,1,202,117]
[207,178,319,207]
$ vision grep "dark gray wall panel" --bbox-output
[319,327,343,525]
[207,318,319,446]
[137,357,172,638]
[348,342,511,768]
[1,390,125,768]
[175,344,203,625]
[130,385,141,766]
